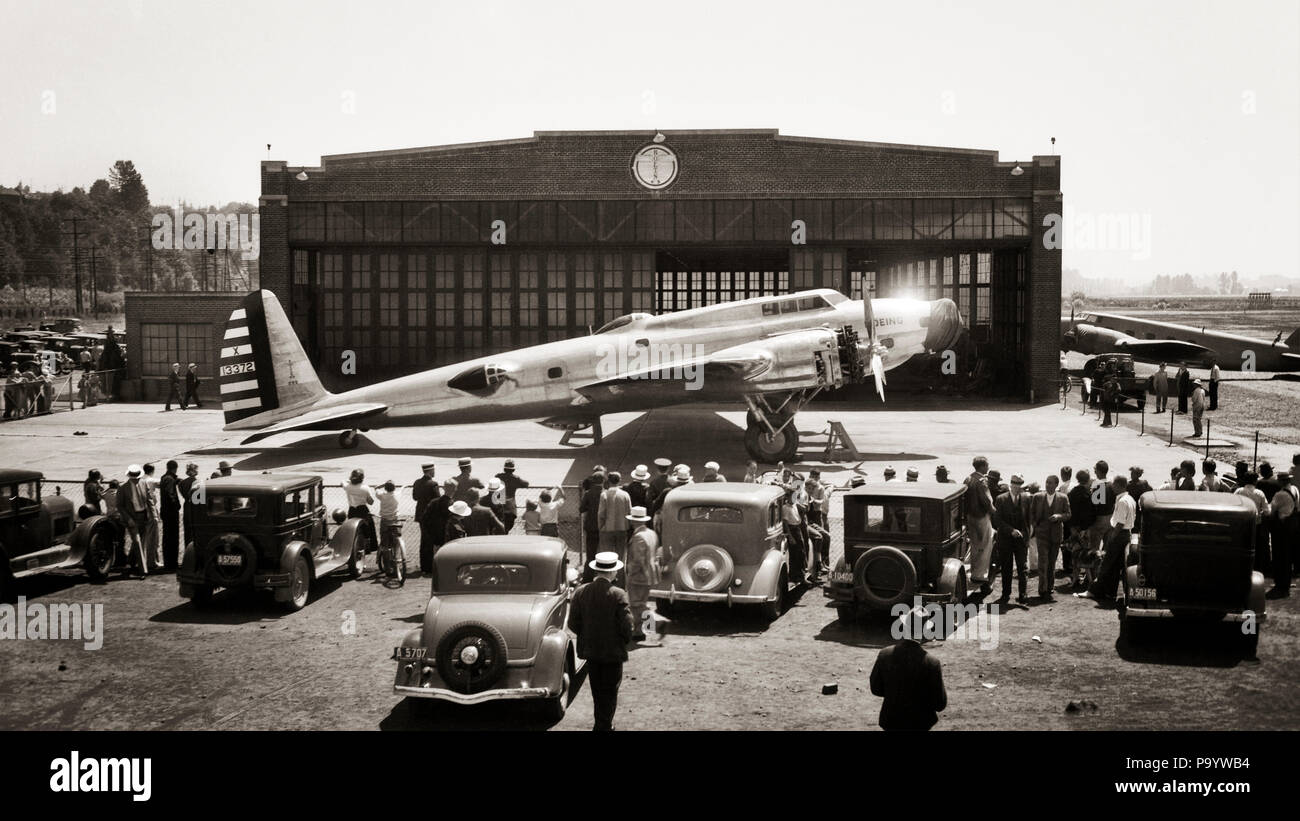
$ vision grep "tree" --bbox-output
[108,160,149,213]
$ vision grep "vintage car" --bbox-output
[392,536,583,720]
[0,469,123,598]
[1119,491,1266,651]
[178,473,368,611]
[1081,353,1147,410]
[649,482,789,620]
[826,482,968,620]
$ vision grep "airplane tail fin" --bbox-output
[219,290,328,429]
[1286,328,1300,349]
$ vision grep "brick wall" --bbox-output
[1027,156,1063,402]
[124,292,246,401]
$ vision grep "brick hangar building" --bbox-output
[126,129,1062,403]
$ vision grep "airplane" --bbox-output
[1061,309,1300,372]
[218,288,965,463]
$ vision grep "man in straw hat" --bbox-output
[121,464,151,577]
[569,551,634,731]
[870,605,947,731]
[626,465,652,509]
[624,506,660,639]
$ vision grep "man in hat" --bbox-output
[992,474,1033,605]
[444,500,472,545]
[1127,465,1153,534]
[159,460,182,572]
[1190,378,1207,437]
[646,458,672,511]
[179,462,200,548]
[165,363,183,411]
[624,506,660,638]
[882,466,897,481]
[141,463,163,573]
[627,465,651,509]
[598,472,633,569]
[1176,363,1190,414]
[579,466,606,580]
[210,460,232,480]
[121,465,151,577]
[495,459,529,533]
[486,477,509,527]
[702,461,726,482]
[412,463,440,575]
[1152,362,1169,414]
[964,457,995,594]
[452,457,484,504]
[184,363,202,408]
[869,606,947,731]
[905,467,920,482]
[1209,359,1221,411]
[568,552,634,731]
[935,465,951,483]
[426,478,459,591]
[1267,470,1297,598]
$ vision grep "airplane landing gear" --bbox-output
[339,429,359,449]
[744,420,799,463]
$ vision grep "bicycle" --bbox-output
[377,518,407,586]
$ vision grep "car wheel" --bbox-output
[435,620,510,694]
[282,554,311,612]
[544,669,570,722]
[759,568,787,622]
[952,568,968,605]
[84,525,115,582]
[1119,613,1146,645]
[1241,628,1259,657]
[853,546,917,611]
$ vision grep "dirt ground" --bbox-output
[1,541,1294,732]
[2,402,1297,731]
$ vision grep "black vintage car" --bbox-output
[0,469,120,600]
[1081,353,1147,410]
[826,482,968,620]
[178,473,370,611]
[1119,491,1266,651]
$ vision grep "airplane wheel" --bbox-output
[338,430,358,449]
[745,422,798,464]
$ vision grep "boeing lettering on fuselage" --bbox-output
[217,288,965,462]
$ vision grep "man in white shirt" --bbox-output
[1209,360,1221,410]
[1267,472,1297,598]
[1234,472,1270,574]
[1077,475,1136,601]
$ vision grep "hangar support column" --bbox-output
[1027,156,1062,403]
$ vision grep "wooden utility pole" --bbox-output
[61,217,84,313]
[89,246,99,313]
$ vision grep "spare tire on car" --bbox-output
[672,544,735,594]
[435,620,510,694]
[205,534,257,587]
[853,545,917,611]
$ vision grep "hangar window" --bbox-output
[714,200,753,241]
[141,323,209,377]
[874,200,910,240]
[954,199,992,240]
[441,202,480,242]
[914,200,953,240]
[364,202,402,242]
[517,201,556,242]
[463,291,484,347]
[636,201,674,242]
[557,201,597,242]
[834,200,870,241]
[754,200,792,241]
[994,199,1030,238]
[676,201,712,242]
[327,203,364,242]
[545,253,568,335]
[630,253,654,313]
[403,202,439,242]
[289,202,324,241]
[943,257,954,287]
[378,293,401,366]
[599,201,636,242]
[463,252,484,290]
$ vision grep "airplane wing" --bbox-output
[238,402,389,444]
[1113,338,1212,361]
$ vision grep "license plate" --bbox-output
[1128,586,1158,601]
[393,647,427,661]
[831,572,854,585]
[216,554,243,567]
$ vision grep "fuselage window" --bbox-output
[547,366,563,379]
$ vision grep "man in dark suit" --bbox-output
[1031,474,1071,600]
[578,467,606,580]
[645,458,672,513]
[992,474,1033,605]
[164,363,183,411]
[568,552,634,731]
[159,460,182,571]
[869,607,947,731]
[412,463,440,575]
[183,363,202,408]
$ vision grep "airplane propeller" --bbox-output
[863,296,886,401]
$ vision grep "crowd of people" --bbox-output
[1,363,59,419]
[958,452,1300,607]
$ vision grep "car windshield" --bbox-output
[864,503,923,535]
[454,562,535,591]
[207,495,258,517]
[677,505,744,524]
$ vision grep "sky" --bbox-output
[1,0,1297,281]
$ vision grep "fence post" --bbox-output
[1139,397,1145,436]
[1205,419,1210,458]
[1168,407,1174,446]
[1253,432,1259,470]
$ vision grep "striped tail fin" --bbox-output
[220,290,327,429]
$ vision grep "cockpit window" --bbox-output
[762,294,832,317]
[594,313,649,334]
